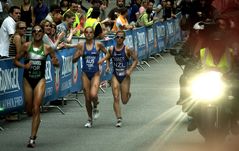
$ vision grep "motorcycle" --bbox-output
[170,48,233,143]
[187,70,232,143]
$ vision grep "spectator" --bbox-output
[20,0,35,27]
[112,7,134,32]
[56,10,77,44]
[136,1,158,27]
[129,0,141,23]
[85,0,101,19]
[60,0,69,14]
[0,6,20,58]
[154,0,165,21]
[9,21,26,57]
[163,0,175,20]
[179,0,193,31]
[139,0,148,15]
[0,0,11,26]
[78,0,88,13]
[99,0,107,21]
[64,0,82,36]
[34,0,49,25]
[41,19,65,50]
[84,7,104,39]
[106,0,125,29]
[45,4,62,25]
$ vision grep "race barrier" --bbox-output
[0,13,182,116]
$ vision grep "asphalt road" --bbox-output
[1,53,239,151]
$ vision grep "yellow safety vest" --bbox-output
[84,18,100,30]
[200,48,233,73]
[86,7,93,19]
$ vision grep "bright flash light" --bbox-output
[191,71,225,101]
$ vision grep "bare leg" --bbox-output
[31,79,45,138]
[90,72,100,107]
[111,76,121,119]
[121,76,131,105]
[82,73,92,120]
[23,79,33,116]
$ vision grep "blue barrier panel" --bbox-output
[133,27,147,61]
[146,27,157,56]
[174,13,182,43]
[0,58,24,115]
[100,38,114,81]
[44,56,57,104]
[124,30,134,50]
[155,21,166,53]
[165,19,175,48]
[57,48,75,97]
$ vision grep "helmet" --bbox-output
[193,22,205,30]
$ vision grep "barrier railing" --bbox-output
[0,13,182,117]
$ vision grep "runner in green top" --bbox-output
[14,25,59,148]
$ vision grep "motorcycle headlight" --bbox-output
[190,71,226,102]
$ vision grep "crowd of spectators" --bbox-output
[0,0,183,58]
[0,0,239,59]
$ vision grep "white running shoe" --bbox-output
[115,118,122,128]
[84,120,92,128]
[93,108,100,120]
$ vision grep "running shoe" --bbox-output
[115,118,122,128]
[92,108,100,120]
[27,136,36,148]
[84,120,92,128]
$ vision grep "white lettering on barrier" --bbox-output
[0,96,23,109]
[62,56,73,76]
[134,36,138,51]
[45,87,53,97]
[167,22,174,35]
[0,68,20,94]
[124,35,134,49]
[157,25,166,38]
[137,32,146,46]
[45,61,52,82]
[148,28,154,42]
[61,79,72,91]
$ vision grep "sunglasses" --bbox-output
[19,27,27,30]
[32,29,43,33]
[85,31,93,34]
[115,36,124,39]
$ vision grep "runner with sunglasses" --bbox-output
[14,25,59,148]
[98,30,138,127]
[73,26,110,128]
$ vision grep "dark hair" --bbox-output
[60,0,69,7]
[84,26,95,33]
[71,0,78,4]
[8,6,20,14]
[91,0,101,4]
[119,7,128,15]
[50,4,61,12]
[116,30,126,37]
[90,7,100,18]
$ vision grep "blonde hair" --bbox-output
[40,19,52,28]
[16,21,26,30]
